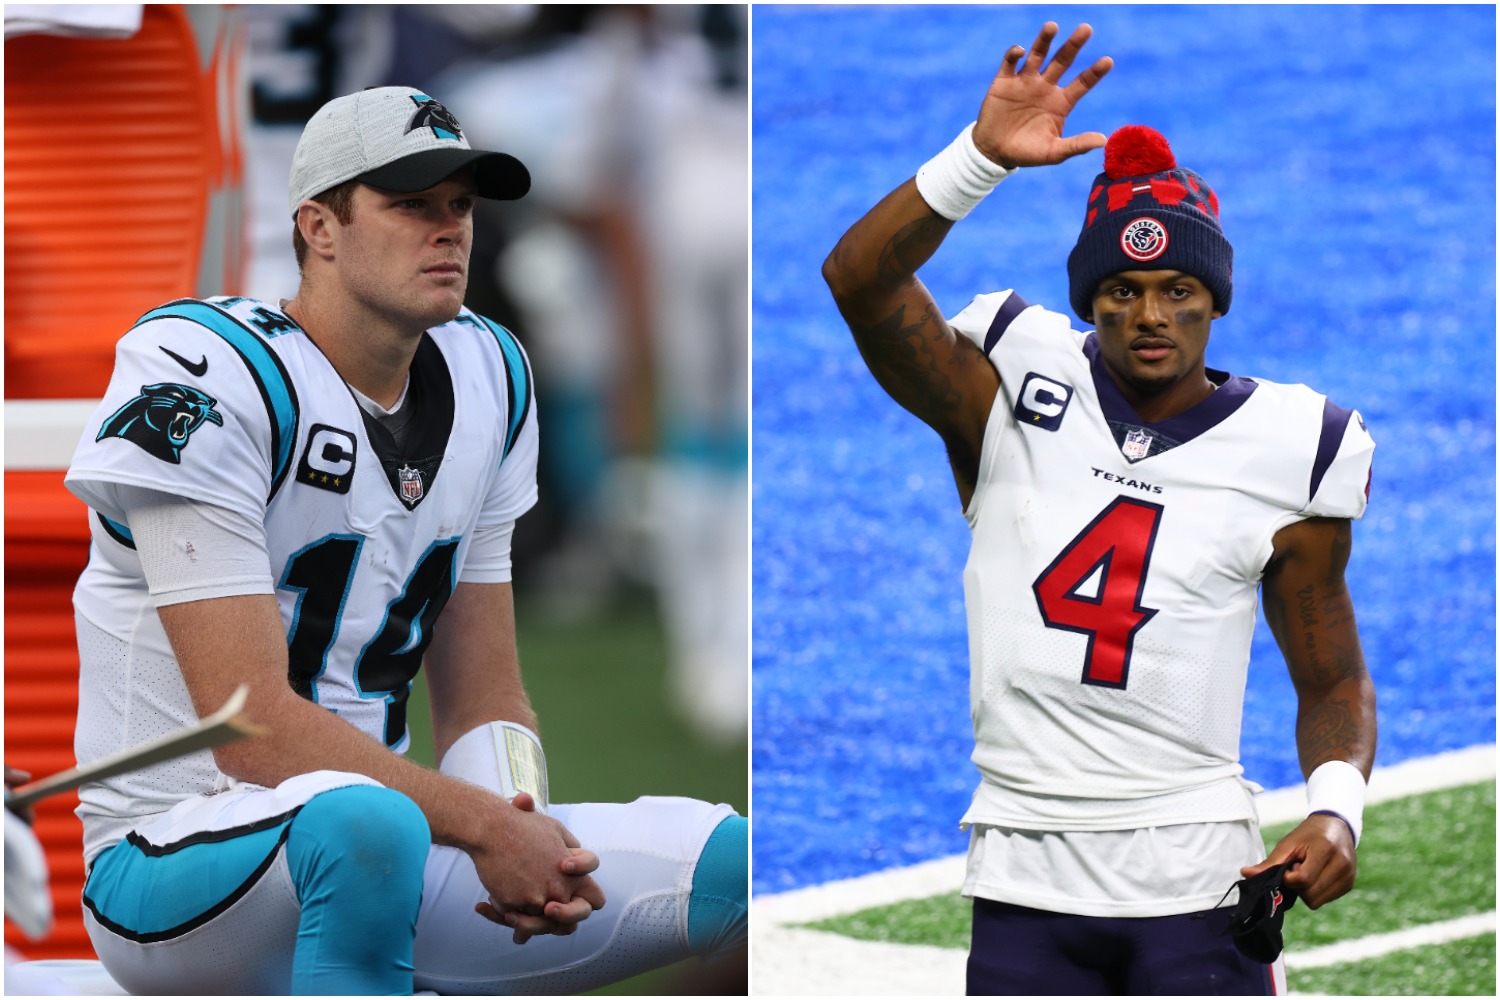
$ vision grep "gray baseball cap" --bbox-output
[288,86,530,217]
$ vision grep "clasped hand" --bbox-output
[472,792,607,944]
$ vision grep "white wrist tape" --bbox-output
[914,122,1018,221]
[439,721,550,815]
[1306,759,1366,847]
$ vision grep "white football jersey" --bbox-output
[66,296,537,860]
[951,292,1374,832]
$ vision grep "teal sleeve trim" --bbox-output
[476,314,533,462]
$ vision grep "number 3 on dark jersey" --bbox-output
[1032,497,1163,689]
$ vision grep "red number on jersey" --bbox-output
[1032,496,1163,688]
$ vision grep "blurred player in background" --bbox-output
[242,5,399,303]
[432,6,749,742]
[61,78,745,994]
[822,22,1375,995]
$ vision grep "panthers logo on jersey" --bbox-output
[97,382,223,464]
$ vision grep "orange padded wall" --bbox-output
[4,4,245,961]
[5,3,245,400]
[4,472,94,959]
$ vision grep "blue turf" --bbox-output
[750,4,1496,895]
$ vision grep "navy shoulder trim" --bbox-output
[982,293,1031,354]
[1309,398,1354,503]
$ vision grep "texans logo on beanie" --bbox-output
[1066,125,1233,321]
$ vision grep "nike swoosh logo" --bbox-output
[160,346,208,377]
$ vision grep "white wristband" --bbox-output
[914,122,1017,221]
[439,721,550,815]
[1305,759,1366,847]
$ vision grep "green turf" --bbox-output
[1290,932,1496,997]
[407,590,747,995]
[801,780,1497,983]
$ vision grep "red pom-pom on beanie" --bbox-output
[1068,124,1234,320]
[1103,125,1176,179]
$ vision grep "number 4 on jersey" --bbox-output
[1032,497,1163,688]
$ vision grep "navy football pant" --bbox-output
[968,898,1279,996]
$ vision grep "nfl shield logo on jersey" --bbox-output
[1122,428,1153,461]
[399,464,424,502]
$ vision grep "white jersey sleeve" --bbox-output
[67,301,295,526]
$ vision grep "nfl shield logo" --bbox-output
[1123,428,1153,460]
[398,464,424,502]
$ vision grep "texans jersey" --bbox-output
[65,296,536,860]
[950,292,1374,832]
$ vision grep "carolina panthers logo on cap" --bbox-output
[1121,217,1169,262]
[407,95,463,141]
[97,382,223,464]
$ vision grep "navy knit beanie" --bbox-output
[1066,125,1233,321]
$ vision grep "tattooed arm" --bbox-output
[822,22,1112,506]
[822,181,997,503]
[1242,515,1377,908]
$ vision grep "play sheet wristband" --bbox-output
[440,720,550,815]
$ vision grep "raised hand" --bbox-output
[974,22,1113,169]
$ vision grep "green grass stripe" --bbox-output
[801,780,1495,956]
[807,890,972,949]
[1290,931,1495,996]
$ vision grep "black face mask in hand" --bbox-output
[1211,861,1301,963]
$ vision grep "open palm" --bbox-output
[975,23,1114,169]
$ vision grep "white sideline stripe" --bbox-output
[754,744,1496,926]
[1256,743,1497,827]
[5,399,100,470]
[753,926,967,997]
[755,854,968,925]
[1284,911,1496,970]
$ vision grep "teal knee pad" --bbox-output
[286,785,430,993]
[687,814,748,954]
[285,784,430,897]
